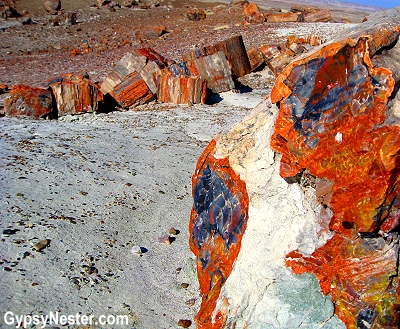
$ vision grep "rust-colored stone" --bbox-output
[4,84,54,119]
[270,12,400,328]
[48,73,103,116]
[186,52,235,93]
[303,9,332,23]
[182,35,251,79]
[266,12,299,23]
[246,48,265,72]
[187,8,206,21]
[157,72,207,104]
[111,71,154,108]
[243,3,265,24]
[189,140,249,329]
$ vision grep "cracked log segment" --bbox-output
[47,73,104,117]
[182,35,251,80]
[189,7,400,329]
[100,48,168,108]
[157,72,207,105]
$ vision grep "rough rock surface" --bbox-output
[189,7,400,329]
[48,73,103,116]
[4,84,54,119]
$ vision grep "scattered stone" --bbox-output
[2,229,19,236]
[33,239,50,252]
[181,282,189,289]
[178,319,192,328]
[97,0,110,6]
[187,8,206,21]
[169,228,179,235]
[0,84,8,94]
[43,0,61,14]
[0,5,20,18]
[4,84,55,119]
[185,298,196,306]
[243,2,265,24]
[158,234,173,244]
[130,245,142,255]
[65,12,77,25]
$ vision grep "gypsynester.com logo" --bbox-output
[3,311,129,328]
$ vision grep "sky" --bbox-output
[346,0,399,8]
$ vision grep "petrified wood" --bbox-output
[4,84,54,119]
[157,72,207,104]
[271,8,400,329]
[190,7,400,329]
[48,73,103,116]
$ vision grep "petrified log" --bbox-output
[101,48,167,107]
[157,72,207,104]
[101,52,147,96]
[266,12,299,23]
[110,71,154,108]
[189,7,400,329]
[4,85,54,119]
[186,52,235,93]
[243,2,265,24]
[182,36,251,79]
[303,9,332,22]
[246,48,265,72]
[48,73,103,116]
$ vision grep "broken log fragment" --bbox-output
[246,48,265,72]
[186,51,235,94]
[157,72,207,105]
[303,9,332,22]
[110,71,154,108]
[4,84,54,119]
[266,12,299,23]
[182,36,251,79]
[48,73,104,116]
[101,47,169,108]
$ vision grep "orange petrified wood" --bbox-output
[189,140,249,329]
[271,34,400,328]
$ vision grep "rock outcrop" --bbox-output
[189,7,400,329]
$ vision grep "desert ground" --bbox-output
[0,0,384,328]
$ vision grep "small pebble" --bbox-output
[185,298,196,306]
[158,234,172,244]
[131,245,142,255]
[169,227,179,235]
[33,239,50,251]
[2,229,18,236]
[178,319,192,328]
[181,283,189,289]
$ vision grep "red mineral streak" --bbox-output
[189,140,249,329]
[271,34,400,328]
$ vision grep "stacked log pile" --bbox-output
[1,2,335,119]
